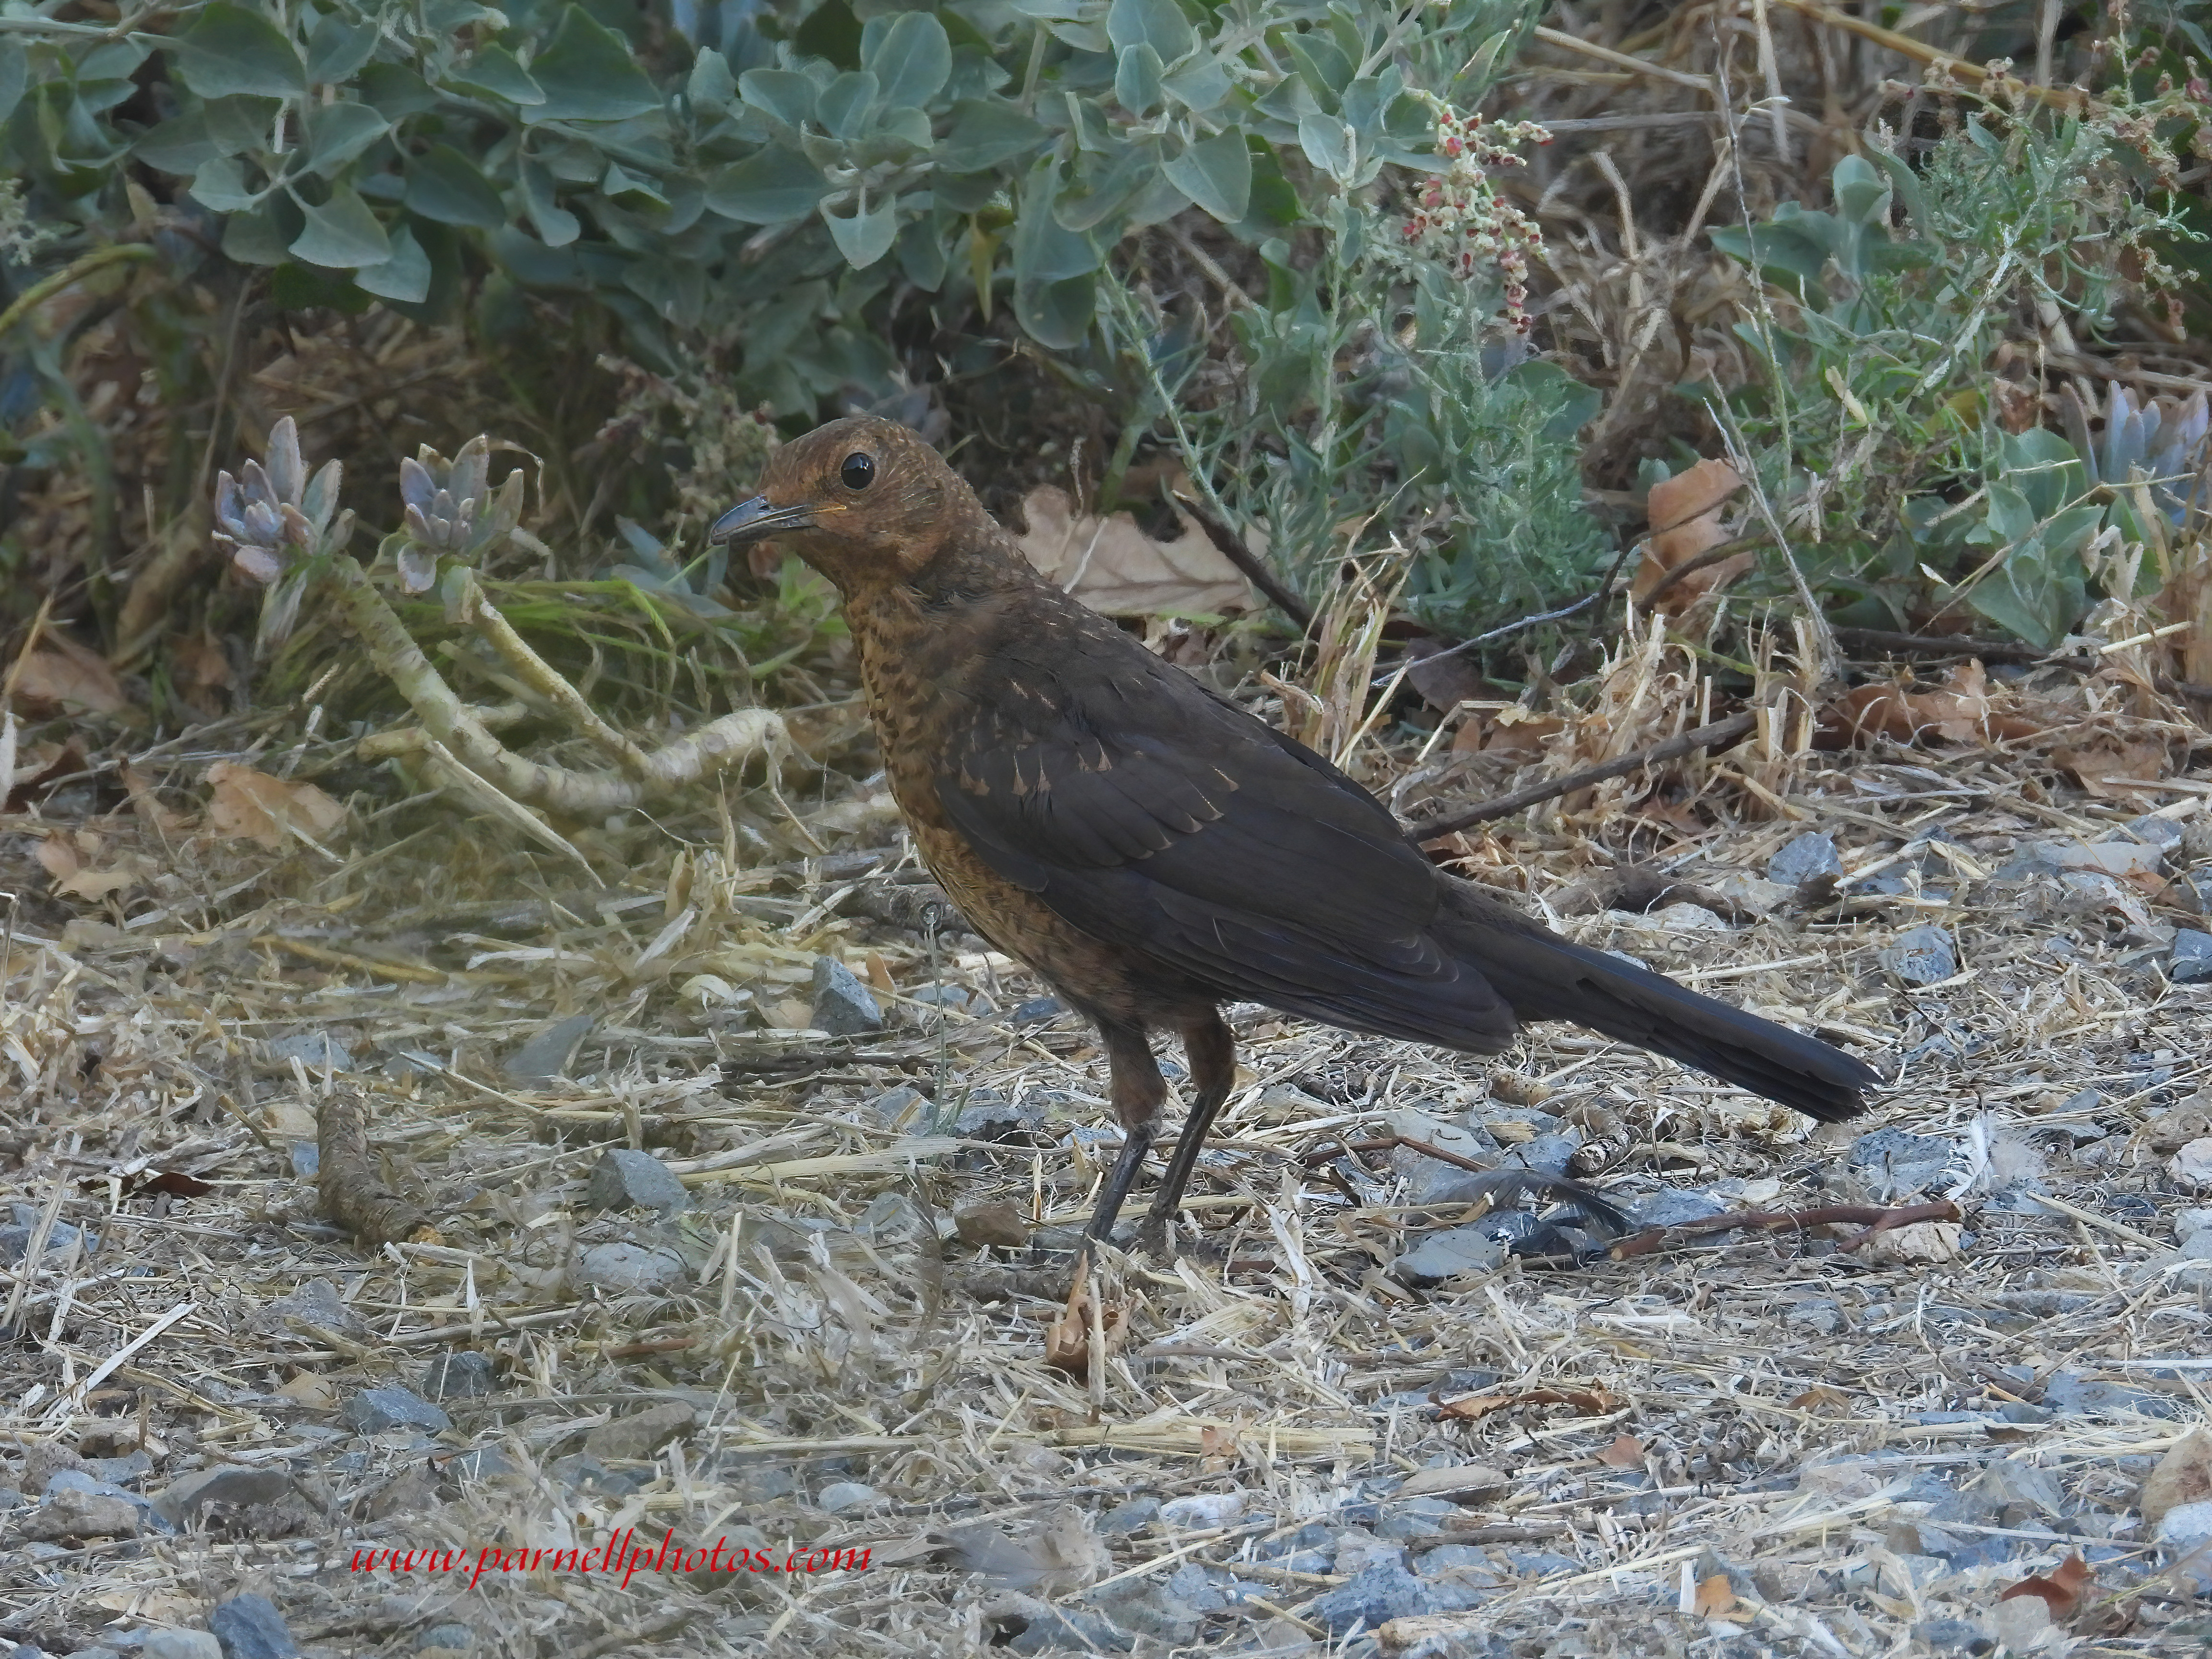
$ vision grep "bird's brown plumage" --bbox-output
[713,416,1883,1250]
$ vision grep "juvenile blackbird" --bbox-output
[712,416,1883,1252]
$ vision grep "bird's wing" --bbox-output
[934,633,1517,1047]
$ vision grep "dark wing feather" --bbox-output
[934,630,1520,1050]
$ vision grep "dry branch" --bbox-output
[1608,1199,1963,1260]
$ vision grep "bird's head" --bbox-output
[708,414,970,593]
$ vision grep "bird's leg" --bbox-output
[1137,1009,1236,1257]
[1083,1021,1166,1250]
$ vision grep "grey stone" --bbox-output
[41,1470,171,1533]
[1769,832,1841,886]
[584,1148,689,1215]
[872,1086,929,1131]
[1392,1227,1508,1287]
[444,1447,516,1480]
[342,1385,451,1435]
[548,1454,650,1498]
[854,1191,932,1246]
[1097,1497,1159,1536]
[288,1141,318,1179]
[264,1032,352,1071]
[18,1486,142,1539]
[153,1465,293,1525]
[1414,1544,1498,1579]
[2123,815,2186,846]
[262,1276,361,1337]
[2158,1498,2212,1551]
[573,1241,686,1294]
[1879,924,1957,984]
[208,1594,298,1659]
[2178,1207,2212,1238]
[412,1625,475,1656]
[1008,997,1066,1026]
[83,1451,151,1484]
[0,1219,97,1264]
[1910,1617,1990,1654]
[910,983,994,1017]
[809,957,882,1036]
[2171,872,2212,915]
[1846,1127,1954,1200]
[420,1351,497,1401]
[817,1480,880,1514]
[583,1401,695,1462]
[2178,1229,2212,1260]
[952,1089,1043,1141]
[143,1635,223,1659]
[1630,1188,1728,1228]
[1376,1496,1458,1540]
[1385,1113,1504,1204]
[2172,930,2212,985]
[505,1014,595,1083]
[1309,1563,1469,1635]
[1077,1578,1201,1644]
[1499,1131,1579,1178]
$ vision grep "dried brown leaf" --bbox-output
[1016,486,1254,617]
[1436,1385,1623,1422]
[1630,458,1748,613]
[1999,1551,2094,1620]
[2140,1428,2212,1528]
[13,636,128,716]
[204,761,345,851]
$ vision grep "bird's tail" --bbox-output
[1436,882,1880,1123]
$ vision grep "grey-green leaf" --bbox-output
[687,47,736,113]
[1161,131,1249,222]
[817,70,879,139]
[448,45,546,106]
[289,184,393,267]
[938,99,1048,172]
[739,68,817,131]
[1297,112,1353,182]
[190,155,261,214]
[353,221,431,302]
[520,160,580,245]
[304,14,380,84]
[171,3,306,101]
[1115,43,1164,116]
[406,144,508,228]
[869,12,951,111]
[303,100,389,177]
[822,191,898,268]
[1106,0,1194,65]
[529,5,662,123]
[704,149,822,223]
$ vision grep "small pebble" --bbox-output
[810,957,883,1035]
[1879,924,1956,985]
[583,1148,689,1215]
[1768,831,1841,886]
[342,1386,451,1436]
[209,1593,300,1659]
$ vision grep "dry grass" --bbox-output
[4,637,2210,1658]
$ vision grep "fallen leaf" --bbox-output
[36,830,146,902]
[2052,735,2170,797]
[4,735,90,810]
[1788,1383,1853,1413]
[1693,1572,1740,1617]
[204,761,345,851]
[1402,638,1497,715]
[12,635,128,715]
[1597,1433,1645,1468]
[1864,1220,1966,1264]
[2140,1427,2212,1528]
[1436,1385,1623,1423]
[170,633,234,716]
[1818,661,2046,748]
[1016,485,1255,617]
[1395,1463,1511,1498]
[120,765,187,834]
[1454,708,1565,758]
[1999,1552,2094,1620]
[1042,1258,1125,1375]
[1630,458,1750,613]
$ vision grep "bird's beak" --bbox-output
[708,494,816,546]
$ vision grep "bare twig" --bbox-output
[1169,490,1315,632]
[1609,1199,1961,1260]
[1404,711,1757,842]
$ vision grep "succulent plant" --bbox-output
[2065,384,2212,527]
[211,417,349,584]
[395,436,527,592]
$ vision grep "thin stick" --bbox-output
[1405,711,1756,842]
[1609,1199,1961,1261]
[1169,490,1315,633]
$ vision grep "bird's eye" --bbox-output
[840,452,875,491]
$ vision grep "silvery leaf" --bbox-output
[400,456,436,517]
[302,459,344,533]
[214,470,249,539]
[232,544,284,584]
[450,435,490,511]
[397,546,439,593]
[266,417,304,505]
